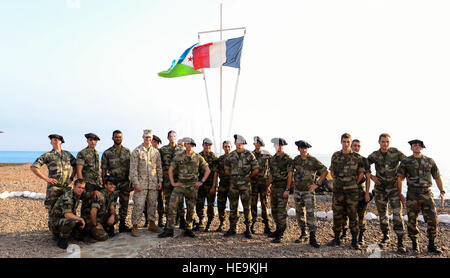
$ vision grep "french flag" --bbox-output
[192,36,244,70]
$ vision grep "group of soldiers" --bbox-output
[31,130,445,255]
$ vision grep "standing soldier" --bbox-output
[292,140,328,248]
[223,135,259,239]
[31,134,77,234]
[195,138,218,232]
[328,133,365,250]
[160,131,186,229]
[397,139,445,254]
[211,141,233,232]
[367,133,406,253]
[101,130,132,233]
[267,138,293,243]
[158,137,211,238]
[129,129,163,236]
[76,133,102,193]
[250,136,272,234]
[341,139,372,245]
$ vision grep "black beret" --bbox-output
[253,136,265,147]
[48,134,65,144]
[104,176,118,186]
[295,140,312,148]
[271,138,288,146]
[85,133,100,141]
[408,139,425,148]
[233,134,247,144]
[152,135,162,144]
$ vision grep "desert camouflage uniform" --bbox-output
[224,150,259,227]
[368,148,406,236]
[214,153,231,223]
[251,150,272,225]
[196,151,218,226]
[269,152,293,232]
[397,155,440,240]
[101,146,131,223]
[49,189,84,240]
[167,151,208,230]
[293,154,327,232]
[329,151,365,234]
[130,144,162,225]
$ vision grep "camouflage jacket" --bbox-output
[252,149,272,180]
[76,147,101,187]
[130,144,162,187]
[159,144,179,172]
[269,152,293,185]
[49,189,81,224]
[83,189,118,222]
[293,154,327,191]
[368,148,406,184]
[199,151,218,185]
[354,153,371,186]
[170,151,208,184]
[329,151,365,190]
[32,149,76,188]
[213,153,231,185]
[224,149,259,184]
[397,155,440,188]
[101,145,131,182]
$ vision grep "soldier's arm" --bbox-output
[30,166,57,184]
[249,168,259,179]
[129,150,140,187]
[90,207,99,226]
[168,165,179,187]
[287,171,293,189]
[317,169,328,185]
[156,151,163,184]
[101,152,108,181]
[64,212,85,228]
[200,166,211,183]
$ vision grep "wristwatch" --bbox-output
[285,188,290,191]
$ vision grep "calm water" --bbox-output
[0,151,448,199]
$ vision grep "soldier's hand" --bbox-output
[372,176,381,186]
[440,193,445,207]
[194,182,202,188]
[309,184,318,192]
[283,191,289,199]
[209,186,216,196]
[79,218,85,229]
[157,183,162,191]
[173,182,183,187]
[136,185,142,192]
[365,192,371,203]
[94,191,103,199]
[46,177,58,184]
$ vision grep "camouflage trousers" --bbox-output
[217,179,230,223]
[50,218,84,240]
[196,182,216,225]
[116,180,131,222]
[45,185,69,231]
[251,178,270,224]
[131,185,158,225]
[342,188,367,233]
[167,184,198,230]
[294,190,317,232]
[163,177,185,221]
[332,187,359,234]
[228,180,252,227]
[87,215,119,241]
[406,188,438,240]
[374,183,405,236]
[157,188,164,218]
[270,186,288,232]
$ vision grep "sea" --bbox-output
[0,151,448,199]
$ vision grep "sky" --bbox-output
[1,0,450,176]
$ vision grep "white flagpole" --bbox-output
[219,3,223,156]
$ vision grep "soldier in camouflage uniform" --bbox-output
[76,133,102,192]
[159,131,186,229]
[250,136,272,234]
[397,139,445,254]
[158,137,210,238]
[149,135,164,228]
[223,134,259,239]
[101,130,132,233]
[211,141,232,232]
[195,138,218,232]
[367,133,407,252]
[83,176,119,241]
[267,138,293,243]
[31,134,77,233]
[328,133,365,250]
[292,140,328,248]
[49,179,86,249]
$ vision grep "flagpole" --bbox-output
[219,3,223,156]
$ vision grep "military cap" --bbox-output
[203,138,213,145]
[104,176,118,186]
[152,135,162,144]
[233,134,247,144]
[271,138,288,146]
[143,129,153,137]
[182,137,196,147]
[85,133,100,141]
[295,140,312,148]
[48,134,65,143]
[253,136,265,146]
[408,139,425,148]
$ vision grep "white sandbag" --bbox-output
[418,215,425,222]
[388,214,393,220]
[0,191,9,199]
[29,192,37,199]
[287,208,296,217]
[438,214,450,224]
[366,212,378,221]
[403,215,408,221]
[11,191,23,197]
[326,210,333,221]
[315,211,327,219]
[23,191,31,198]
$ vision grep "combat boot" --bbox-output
[397,236,406,254]
[327,231,341,246]
[309,231,321,248]
[204,220,212,232]
[427,239,443,254]
[179,217,187,231]
[340,228,348,240]
[148,221,163,233]
[158,228,174,238]
[119,220,132,233]
[193,220,202,231]
[224,225,237,237]
[263,222,271,235]
[158,215,164,228]
[272,230,284,243]
[351,233,361,250]
[411,237,420,253]
[52,233,59,241]
[106,226,115,238]
[184,229,196,238]
[131,224,139,237]
[57,238,69,249]
[378,231,390,248]
[216,221,224,232]
[268,228,279,238]
[295,228,308,243]
[244,225,253,239]
[358,231,364,245]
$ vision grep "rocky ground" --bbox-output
[0,163,449,258]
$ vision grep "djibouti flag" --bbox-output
[158,43,202,78]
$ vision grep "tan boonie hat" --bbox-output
[143,129,153,137]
